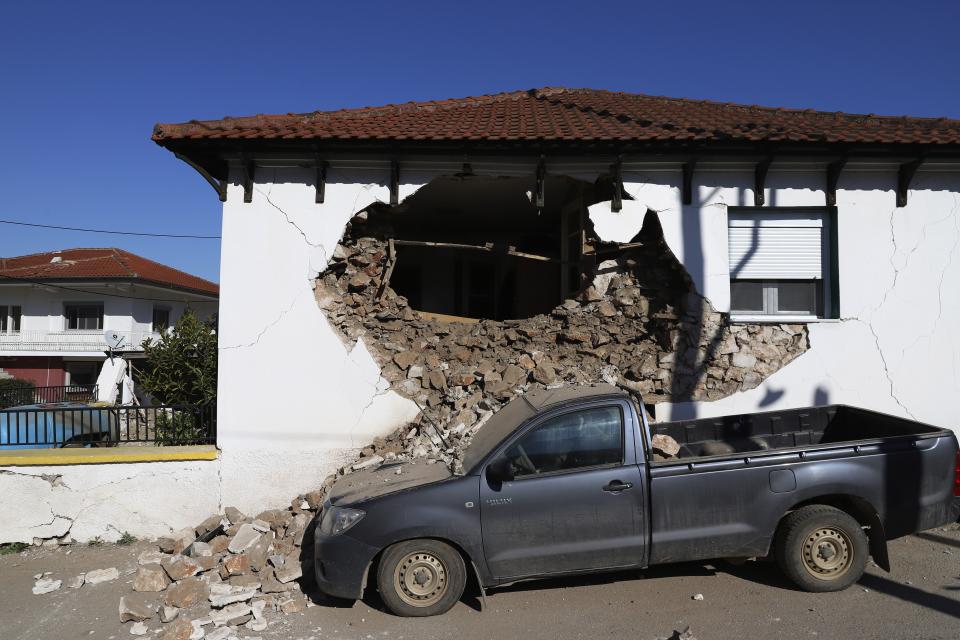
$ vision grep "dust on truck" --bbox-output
[313,384,960,616]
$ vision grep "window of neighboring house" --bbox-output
[728,209,837,319]
[65,361,99,386]
[152,307,171,333]
[65,303,104,331]
[0,306,20,333]
[502,406,623,478]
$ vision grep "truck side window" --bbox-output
[505,406,623,478]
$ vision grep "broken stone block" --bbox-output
[85,567,120,585]
[258,569,290,594]
[186,541,213,557]
[160,618,192,640]
[304,489,325,510]
[210,603,251,627]
[732,352,757,368]
[207,535,231,555]
[32,577,62,595]
[195,515,225,538]
[501,365,527,386]
[164,577,208,608]
[129,621,148,636]
[250,519,271,533]
[162,555,203,581]
[160,605,180,623]
[224,507,246,525]
[67,574,85,589]
[223,554,250,576]
[393,350,418,369]
[741,371,761,390]
[119,593,156,622]
[651,434,681,458]
[208,583,258,608]
[274,561,302,584]
[532,362,557,385]
[134,565,171,592]
[227,524,262,554]
[246,531,274,572]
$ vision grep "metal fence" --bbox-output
[0,384,98,408]
[0,404,216,448]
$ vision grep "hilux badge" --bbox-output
[486,498,513,506]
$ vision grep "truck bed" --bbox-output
[651,404,944,460]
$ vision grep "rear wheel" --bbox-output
[775,505,868,592]
[377,539,466,617]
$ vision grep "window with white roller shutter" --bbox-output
[728,210,832,318]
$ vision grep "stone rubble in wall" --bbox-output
[315,212,809,472]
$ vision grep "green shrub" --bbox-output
[138,309,217,407]
[117,532,136,545]
[0,378,34,409]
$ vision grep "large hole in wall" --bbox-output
[318,173,810,470]
[351,175,624,321]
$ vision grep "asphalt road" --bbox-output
[3,524,959,640]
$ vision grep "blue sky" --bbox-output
[1,0,957,283]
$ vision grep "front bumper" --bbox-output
[951,497,960,523]
[313,529,380,600]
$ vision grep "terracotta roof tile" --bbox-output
[153,88,960,147]
[0,248,219,297]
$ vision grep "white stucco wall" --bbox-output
[216,165,431,514]
[0,459,220,543]
[213,159,959,516]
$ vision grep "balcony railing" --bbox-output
[0,330,161,352]
[0,384,98,408]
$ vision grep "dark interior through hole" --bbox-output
[357,174,626,321]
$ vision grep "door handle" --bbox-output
[602,480,633,492]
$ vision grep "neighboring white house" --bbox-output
[0,248,219,388]
[147,88,960,515]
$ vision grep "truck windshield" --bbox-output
[460,396,536,474]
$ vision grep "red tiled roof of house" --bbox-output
[0,248,219,296]
[153,87,960,146]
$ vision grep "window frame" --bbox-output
[64,302,105,331]
[494,403,626,481]
[152,306,171,333]
[727,206,840,322]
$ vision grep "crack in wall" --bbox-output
[220,291,304,351]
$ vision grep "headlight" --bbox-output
[319,507,365,535]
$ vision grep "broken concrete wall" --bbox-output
[0,461,219,544]
[211,162,960,515]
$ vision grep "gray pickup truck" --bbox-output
[314,384,960,616]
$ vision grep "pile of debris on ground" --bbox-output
[110,496,333,640]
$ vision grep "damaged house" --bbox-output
[147,88,960,514]
[7,87,955,545]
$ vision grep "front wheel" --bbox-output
[376,539,466,617]
[774,505,869,592]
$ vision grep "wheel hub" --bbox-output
[802,527,852,579]
[395,552,448,607]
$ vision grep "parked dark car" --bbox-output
[314,384,960,616]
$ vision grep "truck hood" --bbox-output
[329,461,452,506]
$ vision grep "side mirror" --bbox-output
[486,457,515,484]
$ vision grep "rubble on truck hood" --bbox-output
[328,460,452,506]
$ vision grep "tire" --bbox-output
[774,505,869,592]
[377,539,467,617]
